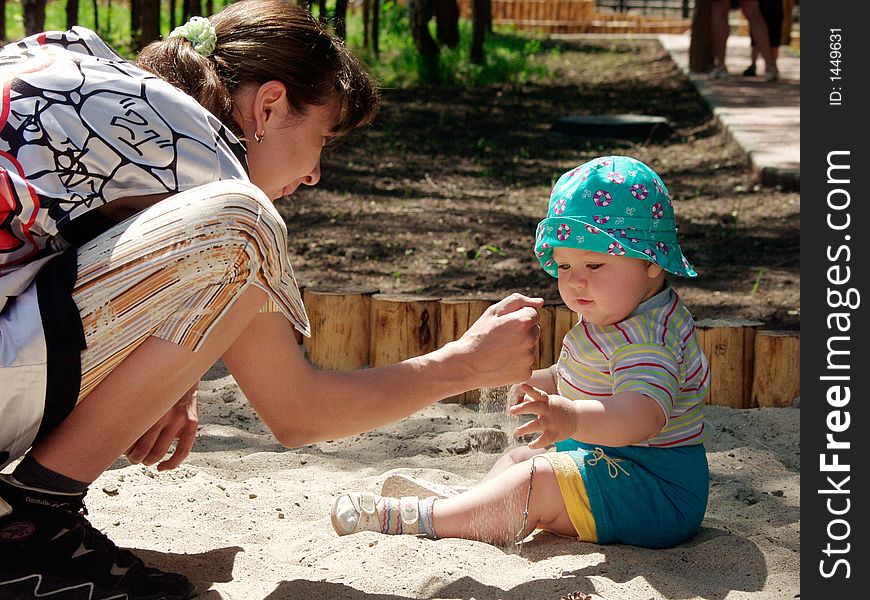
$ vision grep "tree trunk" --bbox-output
[369,294,439,368]
[22,0,48,35]
[92,0,99,33]
[371,0,381,57]
[131,1,141,33]
[302,288,378,371]
[0,0,7,42]
[183,0,202,21]
[689,0,714,73]
[131,0,141,47]
[362,0,370,47]
[66,0,79,29]
[334,0,349,40]
[408,0,439,79]
[751,330,800,408]
[434,0,459,48]
[696,318,764,409]
[139,1,161,49]
[169,0,177,30]
[205,0,214,15]
[470,0,486,65]
[317,0,327,24]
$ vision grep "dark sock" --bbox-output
[11,453,89,494]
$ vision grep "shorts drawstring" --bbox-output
[586,447,630,478]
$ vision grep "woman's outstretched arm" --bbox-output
[223,293,543,447]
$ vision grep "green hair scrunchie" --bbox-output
[168,16,217,57]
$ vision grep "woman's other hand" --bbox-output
[125,382,200,471]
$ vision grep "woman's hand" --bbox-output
[456,293,543,389]
[125,382,200,471]
[509,383,578,450]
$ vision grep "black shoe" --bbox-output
[742,64,757,77]
[0,476,196,599]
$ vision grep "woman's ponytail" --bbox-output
[137,1,379,140]
[137,34,238,136]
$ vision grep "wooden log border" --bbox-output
[296,292,799,408]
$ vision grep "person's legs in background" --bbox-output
[710,0,733,79]
[739,0,778,80]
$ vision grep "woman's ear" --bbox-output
[253,81,288,131]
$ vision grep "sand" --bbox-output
[80,362,800,600]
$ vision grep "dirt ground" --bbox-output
[277,38,800,331]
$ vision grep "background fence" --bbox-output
[595,0,694,18]
[297,289,800,409]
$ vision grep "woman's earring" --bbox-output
[254,130,265,144]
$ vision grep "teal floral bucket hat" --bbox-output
[535,156,697,278]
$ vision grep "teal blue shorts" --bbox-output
[554,439,709,548]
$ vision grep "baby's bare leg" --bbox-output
[480,445,547,483]
[433,457,574,544]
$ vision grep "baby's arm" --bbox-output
[507,364,558,406]
[511,385,665,449]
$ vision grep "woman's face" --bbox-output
[238,83,340,200]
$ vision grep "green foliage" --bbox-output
[4,1,218,55]
[344,4,555,87]
[5,1,556,86]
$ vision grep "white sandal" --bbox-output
[330,492,423,536]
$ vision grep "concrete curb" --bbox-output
[657,34,800,190]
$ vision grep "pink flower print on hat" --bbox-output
[607,171,625,184]
[656,241,670,255]
[598,159,612,167]
[557,223,571,241]
[593,190,613,207]
[607,241,626,255]
[567,166,584,178]
[552,198,567,215]
[585,224,600,234]
[607,228,627,238]
[643,248,657,261]
[593,215,610,225]
[626,228,641,243]
[654,179,664,194]
[651,202,664,219]
[630,183,648,200]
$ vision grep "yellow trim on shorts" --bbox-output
[540,452,598,543]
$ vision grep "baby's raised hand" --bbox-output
[509,383,577,450]
[506,382,526,409]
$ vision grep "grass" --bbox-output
[4,0,556,87]
[343,4,556,86]
[3,0,214,55]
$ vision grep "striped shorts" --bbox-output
[1,180,309,466]
[74,180,309,399]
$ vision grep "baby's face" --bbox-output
[553,247,665,326]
